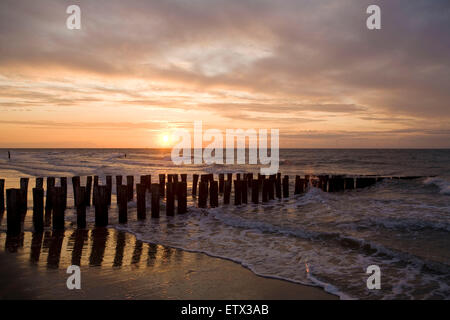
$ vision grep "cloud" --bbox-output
[0,0,449,147]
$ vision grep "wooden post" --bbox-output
[116,175,123,189]
[106,175,112,206]
[94,185,108,227]
[75,186,86,229]
[234,180,242,205]
[85,176,92,206]
[35,177,44,189]
[282,175,289,198]
[159,174,165,198]
[140,175,147,191]
[294,176,301,194]
[151,183,160,218]
[218,174,224,193]
[126,175,134,201]
[251,179,259,204]
[181,174,187,183]
[72,176,81,207]
[52,187,65,230]
[117,185,128,223]
[0,179,4,213]
[60,177,67,210]
[166,182,175,216]
[268,175,275,200]
[136,183,146,220]
[210,181,219,208]
[6,189,22,235]
[146,175,152,192]
[275,174,282,198]
[262,179,269,203]
[198,181,208,208]
[177,181,187,214]
[45,177,55,212]
[223,180,231,205]
[344,177,355,190]
[241,179,248,204]
[236,173,241,181]
[227,173,233,183]
[247,173,253,188]
[93,176,99,204]
[20,177,29,213]
[192,174,199,197]
[32,187,44,232]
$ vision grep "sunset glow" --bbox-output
[0,0,449,148]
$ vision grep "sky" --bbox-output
[0,0,449,148]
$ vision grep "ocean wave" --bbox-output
[424,177,450,195]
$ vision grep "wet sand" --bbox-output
[0,229,336,300]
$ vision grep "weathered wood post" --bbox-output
[20,177,29,213]
[275,174,282,199]
[136,183,146,220]
[35,177,44,189]
[0,179,4,213]
[247,173,253,188]
[268,175,275,200]
[94,185,108,227]
[218,174,225,193]
[32,187,44,232]
[201,174,209,191]
[116,175,123,189]
[227,173,233,183]
[72,176,81,207]
[52,187,65,230]
[234,180,242,205]
[251,179,259,204]
[166,182,175,216]
[192,174,199,197]
[236,173,241,181]
[210,181,219,208]
[140,175,148,191]
[241,179,248,204]
[159,174,165,198]
[282,175,289,198]
[344,177,355,190]
[85,176,92,206]
[146,175,152,192]
[6,189,22,235]
[45,177,55,213]
[75,186,86,229]
[117,185,128,223]
[223,180,231,205]
[198,181,208,208]
[262,179,269,203]
[181,174,187,183]
[177,181,187,214]
[126,175,134,201]
[106,175,112,206]
[151,183,160,218]
[93,175,99,204]
[295,176,301,194]
[60,177,67,210]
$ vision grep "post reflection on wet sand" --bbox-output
[0,228,175,271]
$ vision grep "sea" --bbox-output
[0,148,449,299]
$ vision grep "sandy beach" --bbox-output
[0,228,336,300]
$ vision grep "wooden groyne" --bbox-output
[0,174,426,235]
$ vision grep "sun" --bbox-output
[159,133,171,147]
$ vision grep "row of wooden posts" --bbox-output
[0,174,380,235]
